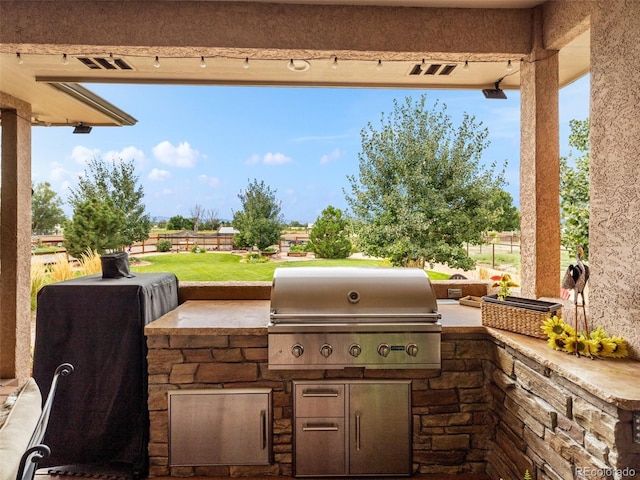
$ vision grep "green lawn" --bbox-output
[130,252,451,281]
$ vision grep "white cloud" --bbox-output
[70,145,100,165]
[152,141,201,167]
[198,174,220,187]
[246,154,261,165]
[264,152,292,165]
[105,146,148,168]
[320,148,343,165]
[49,161,73,182]
[148,168,171,181]
[246,152,292,165]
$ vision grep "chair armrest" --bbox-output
[16,363,74,480]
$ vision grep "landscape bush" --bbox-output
[246,252,269,263]
[190,245,206,253]
[30,259,48,311]
[156,239,172,252]
[78,248,102,276]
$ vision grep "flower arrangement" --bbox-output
[490,273,520,301]
[541,316,628,358]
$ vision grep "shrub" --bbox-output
[246,252,269,263]
[78,248,102,276]
[289,244,306,252]
[190,245,206,253]
[156,239,172,252]
[31,258,49,311]
[50,253,74,282]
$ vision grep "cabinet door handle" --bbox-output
[302,422,339,431]
[302,389,339,397]
[260,410,267,450]
[355,413,361,451]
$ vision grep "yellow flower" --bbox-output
[542,317,628,358]
[547,333,569,351]
[491,273,520,300]
[564,334,590,355]
[600,336,628,358]
[542,316,567,336]
[589,326,608,341]
[587,338,605,356]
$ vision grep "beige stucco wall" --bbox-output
[0,0,532,61]
[589,0,640,359]
[0,92,32,381]
[519,7,561,300]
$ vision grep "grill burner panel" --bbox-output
[268,267,442,370]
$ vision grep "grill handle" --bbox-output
[302,388,340,397]
[302,423,339,432]
[260,409,267,450]
[271,312,439,320]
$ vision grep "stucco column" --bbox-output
[589,1,640,359]
[519,8,560,300]
[0,96,32,381]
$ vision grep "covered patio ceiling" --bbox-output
[0,0,589,129]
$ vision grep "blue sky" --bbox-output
[30,75,590,223]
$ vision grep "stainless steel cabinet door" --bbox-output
[348,382,411,475]
[169,389,271,466]
[295,417,346,476]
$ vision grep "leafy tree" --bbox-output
[560,118,590,258]
[63,197,125,257]
[232,179,284,250]
[166,215,193,230]
[31,181,66,235]
[486,189,520,232]
[307,206,352,259]
[289,220,304,228]
[345,95,506,269]
[65,157,151,255]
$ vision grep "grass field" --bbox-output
[130,252,452,281]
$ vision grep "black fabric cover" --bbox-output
[33,273,179,476]
[100,252,134,279]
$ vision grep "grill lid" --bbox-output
[269,267,440,324]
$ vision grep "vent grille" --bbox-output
[77,57,133,71]
[425,64,441,75]
[408,63,457,76]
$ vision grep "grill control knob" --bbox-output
[377,343,391,358]
[291,344,304,358]
[320,344,333,358]
[348,344,362,357]
[406,343,419,357]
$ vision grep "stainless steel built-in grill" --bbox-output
[268,267,442,369]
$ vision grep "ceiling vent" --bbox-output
[424,64,441,75]
[77,57,133,71]
[408,63,457,76]
[439,64,456,75]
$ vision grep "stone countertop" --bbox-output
[144,300,271,335]
[144,300,640,409]
[143,299,484,336]
[489,327,640,410]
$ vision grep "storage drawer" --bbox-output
[295,417,346,476]
[294,383,345,418]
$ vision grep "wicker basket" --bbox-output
[481,294,562,339]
